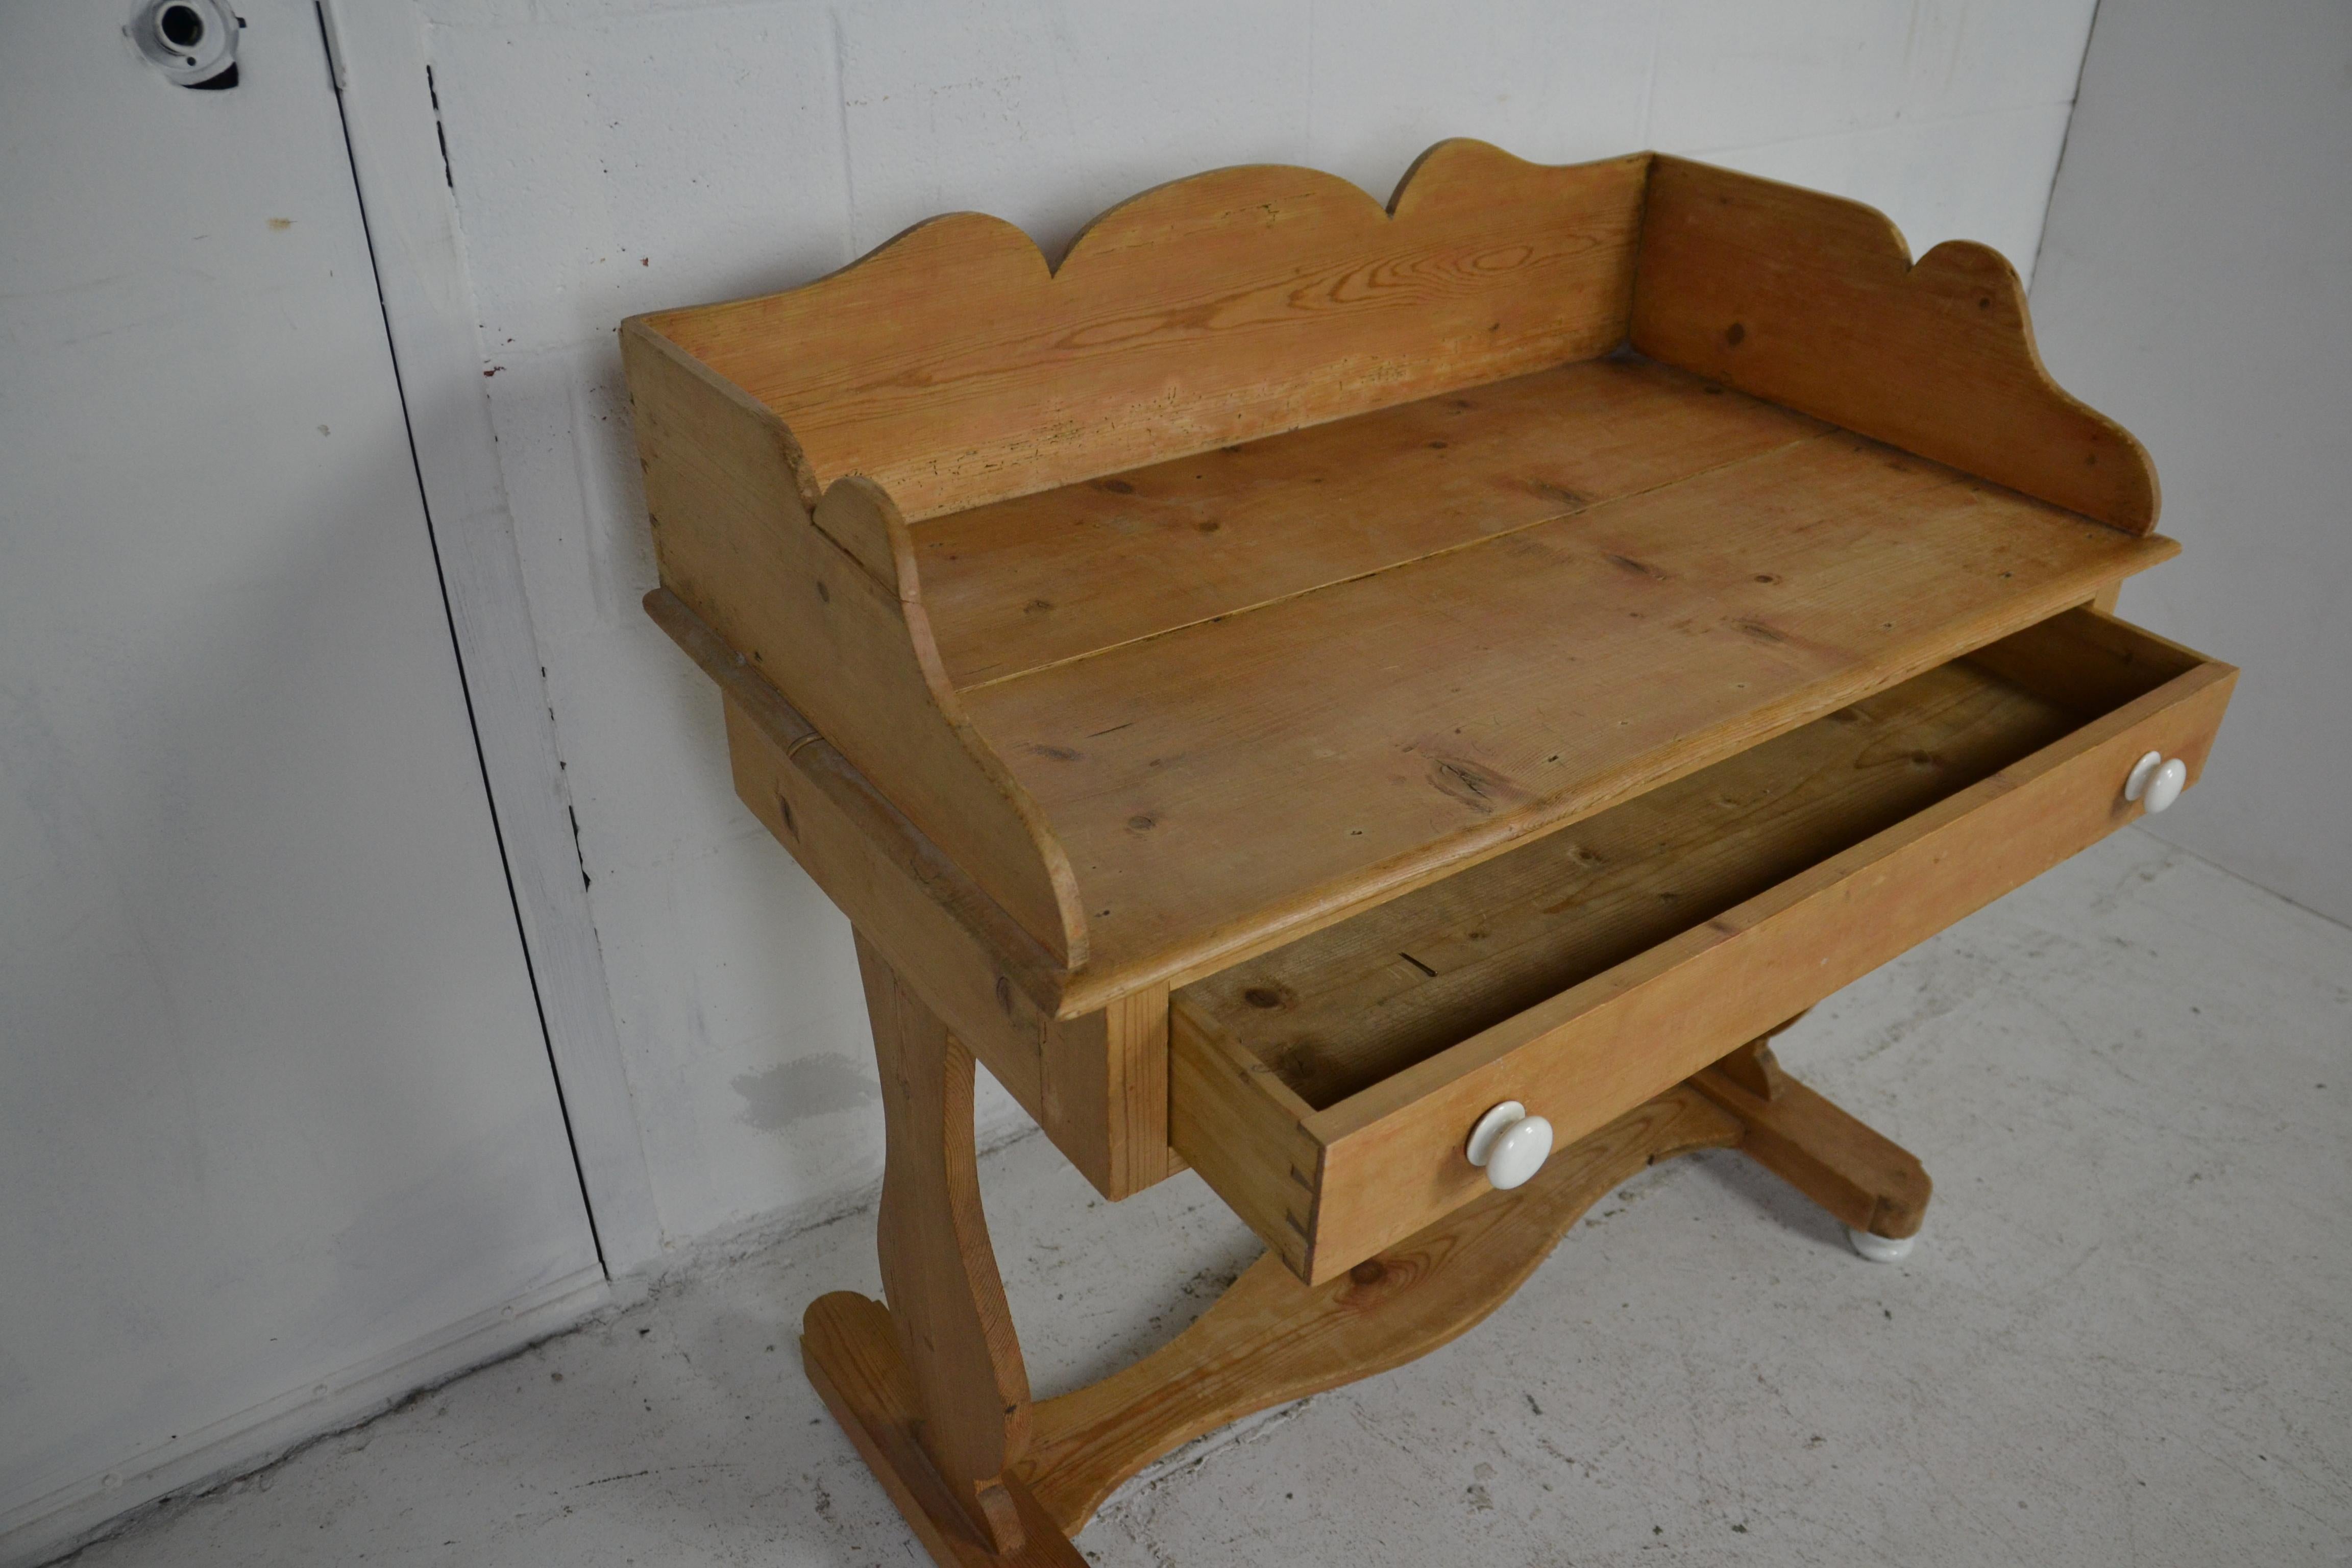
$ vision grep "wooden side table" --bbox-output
[623,142,2234,1564]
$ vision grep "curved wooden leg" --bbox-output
[804,981,1927,1562]
[798,934,1084,1565]
[802,1295,1082,1566]
[1014,1085,1744,1536]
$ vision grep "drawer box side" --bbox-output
[1170,997,1324,1280]
[1963,605,2207,716]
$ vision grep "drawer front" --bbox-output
[1172,623,2234,1285]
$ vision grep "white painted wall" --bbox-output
[410,0,2109,1256]
[2030,0,2352,928]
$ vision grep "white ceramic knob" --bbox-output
[2123,750,2189,814]
[1847,1227,1917,1264]
[1465,1101,1553,1191]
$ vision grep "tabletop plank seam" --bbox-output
[946,424,1840,698]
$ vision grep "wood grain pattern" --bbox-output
[1165,617,2233,1281]
[807,1070,1925,1559]
[1040,983,1181,1199]
[1303,652,2234,1277]
[1168,995,1322,1280]
[726,691,1048,1117]
[641,141,1650,521]
[1017,1086,1740,1534]
[1964,603,2206,718]
[644,139,2219,1566]
[634,141,2180,1018]
[979,424,2175,1012]
[914,356,1822,687]
[1181,658,2085,1111]
[1708,1025,1799,1101]
[623,332,1088,967]
[861,937,1034,1552]
[647,592,1169,1199]
[803,1292,1088,1567]
[1633,155,2160,534]
[1694,1045,1931,1239]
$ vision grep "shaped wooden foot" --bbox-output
[802,1292,1085,1566]
[1690,1022,1933,1244]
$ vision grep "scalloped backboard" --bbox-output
[640,141,1651,521]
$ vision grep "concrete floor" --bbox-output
[56,829,2352,1566]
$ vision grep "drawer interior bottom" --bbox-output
[1178,616,2183,1110]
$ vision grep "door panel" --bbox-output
[0,0,602,1539]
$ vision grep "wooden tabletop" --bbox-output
[914,356,2173,1002]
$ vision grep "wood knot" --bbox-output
[1349,1259,1387,1286]
[1523,479,1586,507]
[1242,985,1288,1010]
[1725,321,1747,346]
[1427,756,1517,815]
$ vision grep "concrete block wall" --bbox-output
[415,0,2103,1258]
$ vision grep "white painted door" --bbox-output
[0,3,604,1556]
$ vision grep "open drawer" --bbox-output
[1170,608,2235,1284]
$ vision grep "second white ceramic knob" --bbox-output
[1465,1100,1553,1191]
[2124,750,2188,814]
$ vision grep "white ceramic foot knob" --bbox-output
[1465,1100,1553,1191]
[2123,750,2188,814]
[1847,1226,1917,1264]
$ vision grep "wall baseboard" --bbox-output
[0,1267,611,1568]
